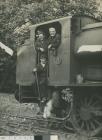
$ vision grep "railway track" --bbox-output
[0,113,102,140]
[0,113,74,135]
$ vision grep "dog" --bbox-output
[43,89,73,118]
[43,90,63,118]
[43,99,53,118]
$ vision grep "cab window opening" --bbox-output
[35,22,61,41]
[35,22,62,64]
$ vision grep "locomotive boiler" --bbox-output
[16,15,102,136]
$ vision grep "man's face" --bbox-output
[49,28,56,37]
[39,34,44,40]
[41,59,46,65]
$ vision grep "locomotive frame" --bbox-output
[16,15,102,137]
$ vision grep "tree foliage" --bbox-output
[0,0,101,46]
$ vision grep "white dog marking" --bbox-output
[43,100,53,118]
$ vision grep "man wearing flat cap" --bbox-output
[33,55,48,112]
[48,27,61,56]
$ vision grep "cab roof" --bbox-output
[30,16,72,29]
[30,15,101,30]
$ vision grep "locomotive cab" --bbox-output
[30,16,80,86]
[30,16,71,86]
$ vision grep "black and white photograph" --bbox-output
[0,0,102,139]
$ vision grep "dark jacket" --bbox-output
[36,63,47,85]
[35,38,48,54]
[48,34,61,50]
[34,63,48,98]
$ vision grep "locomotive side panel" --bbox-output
[75,25,102,52]
[48,18,72,86]
[74,24,102,82]
[16,39,36,86]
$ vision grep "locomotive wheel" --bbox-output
[71,92,102,136]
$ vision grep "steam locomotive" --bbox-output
[16,15,102,136]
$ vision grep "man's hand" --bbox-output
[48,44,52,49]
[33,68,37,72]
[39,48,44,52]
